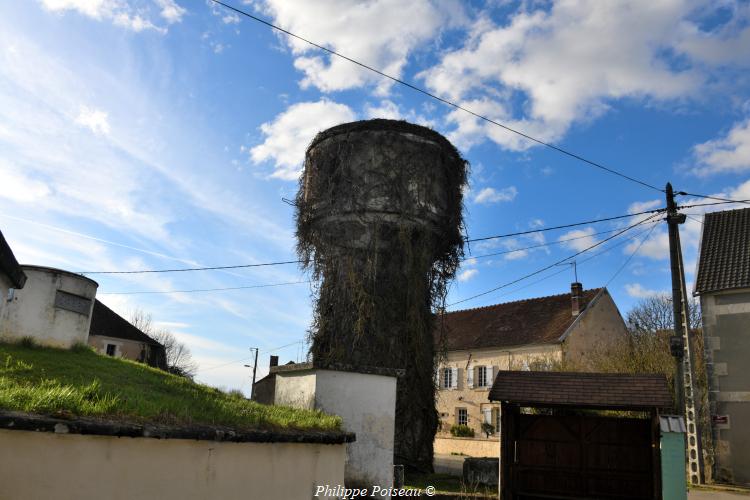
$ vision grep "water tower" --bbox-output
[295,119,467,469]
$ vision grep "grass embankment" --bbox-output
[0,341,341,432]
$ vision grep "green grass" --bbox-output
[0,341,341,432]
[405,472,495,498]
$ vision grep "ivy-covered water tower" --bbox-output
[295,119,467,470]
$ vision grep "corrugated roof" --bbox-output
[89,300,163,346]
[436,288,602,351]
[0,230,26,289]
[489,371,673,410]
[695,207,750,294]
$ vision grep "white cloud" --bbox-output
[364,100,402,120]
[41,0,169,33]
[473,186,518,204]
[558,227,598,252]
[624,230,670,260]
[156,0,186,24]
[222,13,240,24]
[421,1,721,152]
[691,118,750,175]
[625,283,663,298]
[257,0,458,95]
[0,167,51,204]
[75,105,111,135]
[250,100,356,180]
[457,268,478,282]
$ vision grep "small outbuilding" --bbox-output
[490,371,675,500]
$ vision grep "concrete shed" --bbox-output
[0,265,98,348]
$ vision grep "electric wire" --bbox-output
[81,260,301,275]
[198,340,303,373]
[467,219,662,261]
[82,209,668,275]
[209,0,664,193]
[448,213,664,308]
[676,192,750,206]
[603,223,659,288]
[98,280,310,295]
[477,222,659,303]
[465,207,665,243]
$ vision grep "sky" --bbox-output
[1,0,749,393]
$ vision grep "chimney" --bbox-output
[269,355,279,369]
[571,282,583,317]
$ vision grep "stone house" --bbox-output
[694,207,750,486]
[88,300,167,369]
[434,283,628,456]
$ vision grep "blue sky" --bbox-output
[1,0,749,392]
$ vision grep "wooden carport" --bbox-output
[490,371,673,500]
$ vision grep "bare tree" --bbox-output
[626,293,702,335]
[130,309,198,379]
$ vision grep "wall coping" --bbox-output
[0,411,355,444]
[20,265,99,287]
[271,361,405,378]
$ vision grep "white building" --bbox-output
[0,264,98,348]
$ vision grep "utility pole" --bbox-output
[665,182,703,484]
[246,347,259,400]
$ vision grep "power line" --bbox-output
[676,200,749,210]
[78,209,666,275]
[99,280,310,295]
[604,223,659,287]
[80,260,301,275]
[209,0,664,193]
[197,340,304,373]
[448,214,664,308]
[466,207,665,243]
[467,220,662,261]
[676,192,750,206]
[477,222,659,302]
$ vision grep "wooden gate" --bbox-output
[503,412,659,499]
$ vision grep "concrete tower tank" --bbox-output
[296,119,467,470]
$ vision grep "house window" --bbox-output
[457,408,468,426]
[442,367,453,389]
[106,344,116,356]
[477,366,487,387]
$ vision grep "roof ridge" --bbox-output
[445,287,604,315]
[704,206,750,218]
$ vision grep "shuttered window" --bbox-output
[457,408,468,426]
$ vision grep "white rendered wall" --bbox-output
[274,371,317,410]
[315,370,396,491]
[0,429,346,500]
[0,266,97,348]
[275,368,397,494]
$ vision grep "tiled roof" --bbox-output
[436,288,602,351]
[0,230,26,289]
[89,300,163,346]
[695,207,750,294]
[489,371,673,410]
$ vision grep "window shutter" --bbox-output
[467,364,474,388]
[452,367,459,389]
[483,407,492,424]
[435,367,441,389]
[488,366,496,387]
